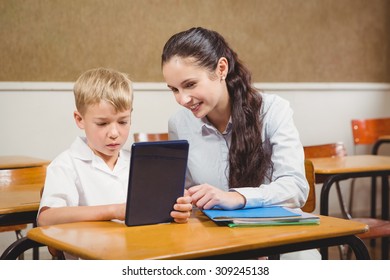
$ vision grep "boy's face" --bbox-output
[74,100,131,164]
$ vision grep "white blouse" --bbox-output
[168,93,309,209]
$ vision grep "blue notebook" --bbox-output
[202,206,319,227]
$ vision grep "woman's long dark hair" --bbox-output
[162,27,273,188]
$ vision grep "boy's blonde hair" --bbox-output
[74,68,133,115]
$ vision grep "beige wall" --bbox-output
[1,0,390,82]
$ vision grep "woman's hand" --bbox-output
[188,184,246,210]
[170,190,193,223]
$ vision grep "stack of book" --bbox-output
[202,206,320,227]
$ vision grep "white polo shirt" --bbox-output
[39,136,130,212]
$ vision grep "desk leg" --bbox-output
[370,176,377,221]
[0,237,44,260]
[320,172,390,260]
[32,221,39,260]
[382,175,389,221]
[320,172,388,217]
[347,235,371,260]
[320,175,343,216]
[381,175,389,259]
[320,175,341,259]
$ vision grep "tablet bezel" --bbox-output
[125,140,189,226]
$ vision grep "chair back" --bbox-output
[133,133,169,142]
[301,159,316,213]
[303,142,347,185]
[351,117,390,145]
[303,142,347,158]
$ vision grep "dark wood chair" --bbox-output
[304,142,390,259]
[133,132,169,142]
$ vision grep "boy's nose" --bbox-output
[109,125,119,138]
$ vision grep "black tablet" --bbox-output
[125,140,189,226]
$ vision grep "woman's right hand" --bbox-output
[188,184,246,210]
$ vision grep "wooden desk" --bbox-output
[310,155,390,217]
[0,183,42,226]
[0,156,49,259]
[0,156,49,170]
[1,211,370,260]
[0,155,49,226]
[309,155,390,259]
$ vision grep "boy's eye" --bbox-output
[96,123,107,126]
[185,82,195,88]
[119,121,128,125]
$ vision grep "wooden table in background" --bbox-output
[0,156,49,226]
[310,155,390,259]
[0,156,49,170]
[0,183,42,226]
[0,156,49,259]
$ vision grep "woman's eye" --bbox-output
[186,82,195,88]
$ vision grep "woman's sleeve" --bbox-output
[168,113,195,189]
[168,115,179,140]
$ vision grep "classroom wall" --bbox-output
[1,0,390,82]
[1,82,390,218]
[1,1,390,218]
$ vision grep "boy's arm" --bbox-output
[37,203,125,227]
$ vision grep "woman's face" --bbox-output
[162,56,229,120]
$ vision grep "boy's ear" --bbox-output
[74,111,85,129]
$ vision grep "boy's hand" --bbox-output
[171,190,193,223]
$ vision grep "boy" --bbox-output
[38,68,191,228]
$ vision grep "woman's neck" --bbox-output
[207,94,231,133]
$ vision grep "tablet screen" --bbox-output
[125,140,189,226]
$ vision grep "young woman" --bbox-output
[161,27,320,260]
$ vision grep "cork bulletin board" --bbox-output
[1,0,389,82]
